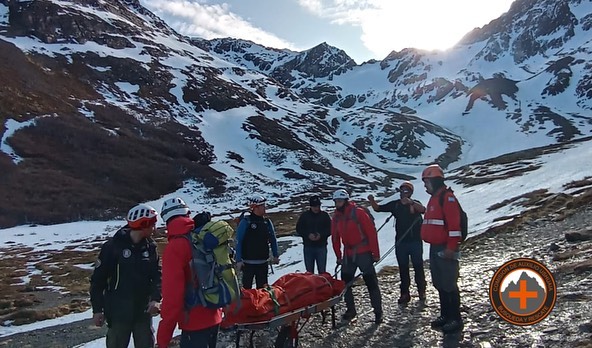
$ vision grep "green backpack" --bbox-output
[184,220,240,309]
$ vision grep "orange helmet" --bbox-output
[422,164,444,179]
[399,181,414,192]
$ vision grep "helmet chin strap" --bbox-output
[336,201,348,211]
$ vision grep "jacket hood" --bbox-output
[166,215,194,238]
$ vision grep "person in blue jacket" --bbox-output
[235,195,280,289]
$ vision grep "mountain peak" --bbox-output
[300,41,356,73]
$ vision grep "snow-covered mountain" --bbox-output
[0,0,591,228]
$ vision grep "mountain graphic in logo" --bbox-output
[490,258,557,326]
[501,271,545,315]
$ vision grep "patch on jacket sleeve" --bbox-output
[448,197,456,202]
[94,259,102,269]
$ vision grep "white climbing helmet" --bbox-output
[248,195,266,209]
[126,204,158,229]
[161,197,190,223]
[332,189,350,200]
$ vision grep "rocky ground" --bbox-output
[1,200,592,347]
[219,201,592,348]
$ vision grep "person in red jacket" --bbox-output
[331,189,383,324]
[420,164,464,334]
[156,198,222,348]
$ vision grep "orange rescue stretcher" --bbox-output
[222,271,346,348]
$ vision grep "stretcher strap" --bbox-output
[265,285,281,316]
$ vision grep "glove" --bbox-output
[272,256,280,265]
[92,312,105,327]
[146,301,160,316]
[336,259,342,265]
[442,249,455,259]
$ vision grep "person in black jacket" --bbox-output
[235,195,280,289]
[296,195,332,273]
[368,181,426,304]
[90,204,162,348]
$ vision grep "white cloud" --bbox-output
[297,0,324,14]
[140,0,297,50]
[296,0,515,58]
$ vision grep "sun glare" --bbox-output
[362,0,515,56]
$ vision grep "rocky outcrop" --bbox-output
[460,0,579,63]
[465,76,519,111]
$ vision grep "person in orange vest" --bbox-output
[331,189,383,324]
[420,164,463,333]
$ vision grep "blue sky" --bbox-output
[140,0,516,63]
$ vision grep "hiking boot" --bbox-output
[374,310,383,324]
[341,310,357,321]
[397,293,411,304]
[430,316,447,329]
[442,319,464,333]
[418,290,426,301]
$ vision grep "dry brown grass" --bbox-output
[0,245,100,325]
[0,41,224,229]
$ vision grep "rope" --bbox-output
[338,215,423,288]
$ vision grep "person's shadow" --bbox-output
[442,331,463,348]
[395,300,464,348]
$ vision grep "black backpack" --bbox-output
[438,189,468,242]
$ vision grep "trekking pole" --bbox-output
[375,216,422,266]
[376,213,394,233]
[334,264,341,279]
[348,216,422,286]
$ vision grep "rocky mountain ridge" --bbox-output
[0,0,591,227]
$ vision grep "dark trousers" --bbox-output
[106,315,153,348]
[180,324,220,348]
[395,241,426,294]
[429,244,461,321]
[303,245,328,273]
[341,252,382,314]
[437,289,462,321]
[242,262,269,289]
